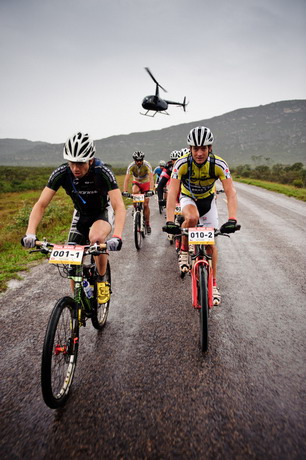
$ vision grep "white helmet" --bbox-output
[187,126,214,146]
[63,132,95,162]
[180,148,190,156]
[133,151,145,160]
[159,160,166,167]
[170,150,181,160]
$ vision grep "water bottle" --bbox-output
[83,279,94,299]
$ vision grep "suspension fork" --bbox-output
[191,257,213,309]
[134,203,144,232]
[73,279,86,327]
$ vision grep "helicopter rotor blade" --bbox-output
[145,67,167,93]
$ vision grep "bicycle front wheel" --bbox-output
[41,296,79,409]
[134,211,142,250]
[92,261,111,330]
[199,265,209,352]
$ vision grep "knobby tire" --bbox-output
[134,210,142,250]
[41,296,79,409]
[199,265,209,352]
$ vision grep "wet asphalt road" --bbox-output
[0,182,306,459]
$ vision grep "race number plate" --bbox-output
[132,194,145,203]
[49,245,84,265]
[188,227,215,245]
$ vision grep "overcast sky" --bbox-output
[1,0,305,144]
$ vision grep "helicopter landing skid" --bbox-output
[140,110,170,117]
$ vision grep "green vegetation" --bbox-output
[0,165,125,193]
[233,177,306,201]
[0,166,55,193]
[232,162,306,187]
[232,162,306,201]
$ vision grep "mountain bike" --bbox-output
[124,191,152,250]
[180,226,239,352]
[29,240,111,409]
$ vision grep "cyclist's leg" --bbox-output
[139,181,151,232]
[89,207,113,305]
[89,209,113,277]
[132,182,141,194]
[180,195,199,248]
[67,210,88,291]
[179,196,199,273]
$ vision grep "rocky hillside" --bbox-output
[1,100,305,167]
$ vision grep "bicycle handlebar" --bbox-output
[122,191,154,198]
[30,241,108,255]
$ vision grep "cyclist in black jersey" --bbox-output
[157,150,181,206]
[22,132,126,302]
[163,126,239,306]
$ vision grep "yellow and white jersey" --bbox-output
[171,153,231,199]
[126,160,153,183]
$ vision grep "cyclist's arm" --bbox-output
[108,188,126,239]
[123,173,131,192]
[221,177,237,220]
[26,187,56,234]
[166,178,181,222]
[149,171,154,190]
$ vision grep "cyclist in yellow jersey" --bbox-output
[163,126,239,306]
[123,151,154,233]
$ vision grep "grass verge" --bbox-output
[233,177,306,202]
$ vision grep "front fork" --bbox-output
[191,258,214,309]
[133,204,145,232]
[72,277,89,327]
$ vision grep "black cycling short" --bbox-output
[180,193,214,216]
[67,207,113,245]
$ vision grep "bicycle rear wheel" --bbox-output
[41,296,79,409]
[199,265,209,352]
[134,210,142,250]
[91,261,111,330]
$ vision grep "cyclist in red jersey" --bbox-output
[123,151,154,233]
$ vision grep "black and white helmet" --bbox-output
[170,150,181,160]
[187,126,214,146]
[63,132,95,162]
[180,148,190,156]
[133,151,145,160]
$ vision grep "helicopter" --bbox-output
[140,67,188,117]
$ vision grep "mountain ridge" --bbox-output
[1,99,305,167]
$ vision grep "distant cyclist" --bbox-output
[157,150,181,207]
[153,160,166,186]
[21,132,126,304]
[163,126,239,306]
[180,148,190,156]
[123,151,154,234]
